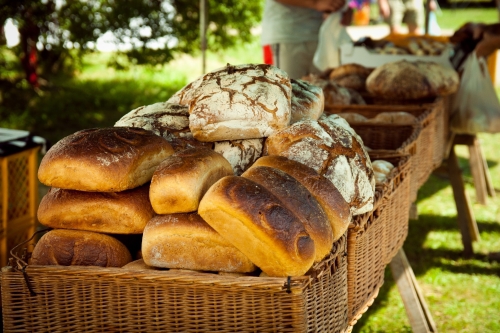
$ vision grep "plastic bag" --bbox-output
[313,7,352,71]
[450,52,500,134]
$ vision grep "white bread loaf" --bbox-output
[150,148,233,214]
[37,184,154,234]
[38,127,175,192]
[30,229,132,267]
[142,213,257,273]
[250,155,351,241]
[114,102,213,151]
[213,138,264,176]
[369,112,416,125]
[241,166,333,261]
[198,176,316,277]
[188,63,292,142]
[264,115,375,215]
[290,79,324,124]
[372,160,395,175]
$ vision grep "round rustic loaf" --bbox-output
[250,155,351,241]
[187,63,292,142]
[38,127,175,192]
[369,111,416,125]
[30,229,132,267]
[213,138,264,176]
[290,78,324,124]
[242,165,333,262]
[198,175,316,277]
[142,213,257,273]
[114,102,213,151]
[149,148,233,214]
[37,184,154,234]
[329,63,373,81]
[366,60,459,100]
[264,115,375,215]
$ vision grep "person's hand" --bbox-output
[449,22,486,44]
[315,0,346,13]
[377,0,390,19]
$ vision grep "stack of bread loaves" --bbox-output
[33,127,175,267]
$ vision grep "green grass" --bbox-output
[437,9,499,30]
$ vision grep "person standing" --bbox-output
[261,0,346,79]
[377,0,436,34]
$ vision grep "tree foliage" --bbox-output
[0,0,262,83]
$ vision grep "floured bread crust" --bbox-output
[188,64,292,142]
[115,102,213,151]
[366,60,459,100]
[290,79,324,124]
[213,138,264,176]
[264,115,375,215]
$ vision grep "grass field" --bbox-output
[1,8,499,332]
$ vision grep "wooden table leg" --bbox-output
[468,136,488,205]
[447,147,479,257]
[390,249,438,333]
[476,137,496,198]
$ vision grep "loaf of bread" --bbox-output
[264,115,375,215]
[372,160,395,185]
[366,60,459,100]
[198,176,316,277]
[369,111,416,125]
[38,185,154,234]
[149,148,233,214]
[142,213,257,273]
[213,138,264,176]
[188,63,292,142]
[329,63,373,81]
[338,112,369,124]
[290,78,324,124]
[241,166,333,261]
[122,259,159,270]
[114,102,213,151]
[30,229,132,267]
[38,127,175,192]
[250,155,350,241]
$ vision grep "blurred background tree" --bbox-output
[0,0,262,86]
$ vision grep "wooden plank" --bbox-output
[447,148,478,257]
[476,137,496,198]
[468,136,488,205]
[390,249,436,333]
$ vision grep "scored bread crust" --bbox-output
[149,148,233,214]
[38,127,175,192]
[290,79,325,124]
[142,213,256,273]
[37,184,154,234]
[188,64,292,142]
[213,138,264,176]
[30,229,132,267]
[241,166,333,262]
[198,176,315,277]
[250,156,350,241]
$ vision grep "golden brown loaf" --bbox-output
[149,148,233,214]
[122,259,159,270]
[187,64,292,142]
[329,63,373,81]
[250,156,351,241]
[241,166,333,261]
[114,102,213,152]
[198,176,316,277]
[38,127,175,192]
[366,60,459,100]
[370,111,416,125]
[30,229,132,267]
[264,115,375,215]
[290,78,324,124]
[37,184,154,234]
[142,213,257,273]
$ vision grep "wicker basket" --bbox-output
[349,123,420,203]
[1,232,349,333]
[374,155,412,264]
[347,191,386,324]
[431,97,449,169]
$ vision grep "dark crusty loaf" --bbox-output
[30,229,132,267]
[198,175,315,277]
[290,79,324,124]
[37,184,154,234]
[142,213,257,273]
[241,165,333,261]
[250,155,351,241]
[38,127,175,192]
[149,148,233,214]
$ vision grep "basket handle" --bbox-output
[10,228,51,269]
